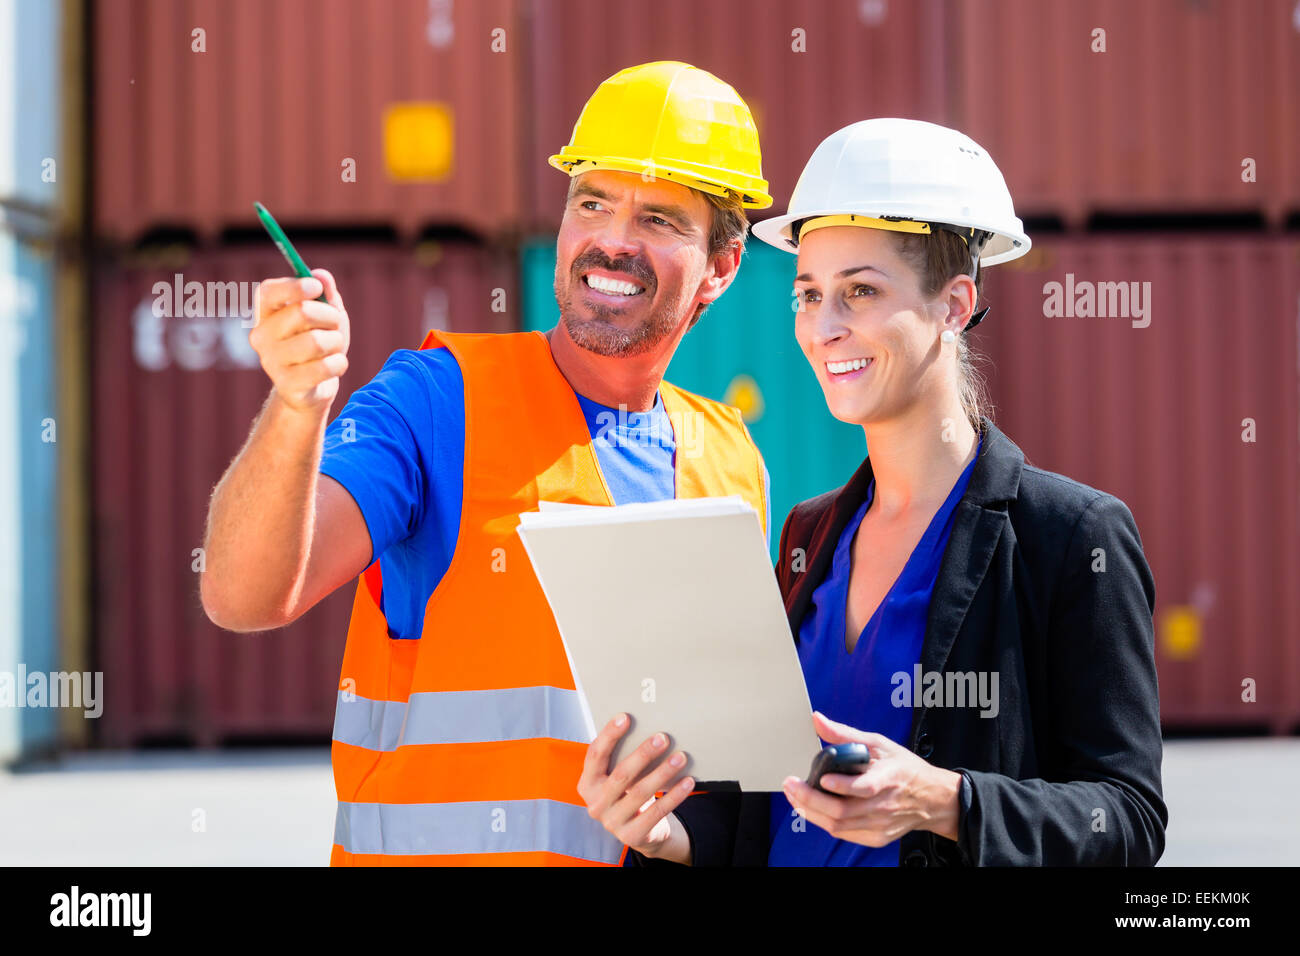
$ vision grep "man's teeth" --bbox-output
[585,274,643,296]
[828,358,872,374]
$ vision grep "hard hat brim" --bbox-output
[751,207,1031,265]
[549,153,773,209]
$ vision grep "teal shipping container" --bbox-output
[0,229,60,764]
[521,238,867,561]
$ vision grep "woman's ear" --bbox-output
[942,273,979,334]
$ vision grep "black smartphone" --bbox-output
[807,742,872,793]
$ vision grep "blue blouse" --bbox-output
[768,433,983,866]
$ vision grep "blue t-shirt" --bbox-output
[320,346,769,640]
[768,433,982,866]
[574,390,676,505]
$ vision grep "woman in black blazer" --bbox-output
[581,119,1167,866]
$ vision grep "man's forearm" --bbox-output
[200,389,331,631]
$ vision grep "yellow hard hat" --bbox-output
[549,61,773,209]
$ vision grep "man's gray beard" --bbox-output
[555,286,681,358]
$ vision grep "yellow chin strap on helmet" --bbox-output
[794,214,993,331]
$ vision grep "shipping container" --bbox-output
[950,0,1300,225]
[90,240,517,746]
[973,235,1300,733]
[521,236,870,562]
[92,0,523,243]
[0,228,61,763]
[0,0,63,213]
[521,0,950,233]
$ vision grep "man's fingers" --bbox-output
[245,273,351,414]
[278,354,348,394]
[251,302,342,352]
[311,268,344,309]
[254,276,323,321]
[280,300,344,338]
[280,328,347,367]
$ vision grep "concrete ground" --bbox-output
[0,749,336,866]
[0,738,1295,865]
[1156,738,1299,866]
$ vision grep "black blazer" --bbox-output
[628,416,1168,866]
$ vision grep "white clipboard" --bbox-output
[517,497,818,791]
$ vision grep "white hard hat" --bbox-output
[751,118,1030,268]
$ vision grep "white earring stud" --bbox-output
[941,329,956,345]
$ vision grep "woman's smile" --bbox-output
[825,356,874,383]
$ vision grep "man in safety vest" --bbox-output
[200,61,773,866]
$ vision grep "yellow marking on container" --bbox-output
[383,103,454,182]
[1161,605,1201,660]
[724,374,764,423]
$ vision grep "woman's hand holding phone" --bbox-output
[783,711,963,847]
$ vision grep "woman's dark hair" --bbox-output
[890,229,994,435]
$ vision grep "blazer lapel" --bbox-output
[917,418,1024,684]
[784,455,877,637]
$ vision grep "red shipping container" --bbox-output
[90,241,517,746]
[92,0,524,242]
[972,235,1300,733]
[950,0,1300,225]
[521,0,951,233]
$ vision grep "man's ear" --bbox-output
[696,240,743,309]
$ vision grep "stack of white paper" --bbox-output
[518,496,818,791]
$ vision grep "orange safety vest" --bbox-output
[329,329,768,866]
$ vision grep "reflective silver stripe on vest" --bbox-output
[332,686,591,751]
[333,799,624,863]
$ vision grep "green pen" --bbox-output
[253,201,330,302]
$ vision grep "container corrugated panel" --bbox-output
[951,0,1300,224]
[92,0,523,242]
[90,241,517,746]
[521,0,950,233]
[0,0,62,212]
[0,229,61,763]
[973,236,1300,732]
[520,237,869,561]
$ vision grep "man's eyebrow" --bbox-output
[795,264,892,282]
[640,203,693,227]
[569,183,615,203]
[568,186,694,228]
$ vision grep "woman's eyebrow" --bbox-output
[795,264,891,282]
